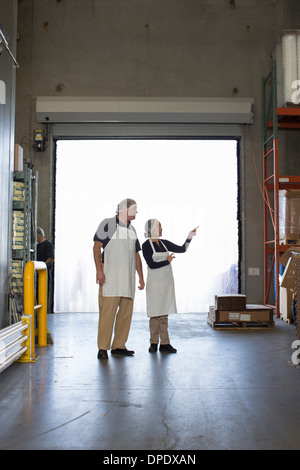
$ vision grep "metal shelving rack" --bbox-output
[10,165,38,322]
[12,166,38,263]
[262,60,300,317]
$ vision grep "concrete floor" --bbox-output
[1,312,300,451]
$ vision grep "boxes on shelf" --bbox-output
[14,144,23,172]
[12,210,24,249]
[11,260,23,289]
[13,181,25,201]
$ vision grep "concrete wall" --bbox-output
[0,0,18,328]
[14,0,300,306]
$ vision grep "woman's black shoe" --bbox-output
[149,343,158,353]
[97,349,108,359]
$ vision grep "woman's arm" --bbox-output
[142,241,170,269]
[162,238,192,253]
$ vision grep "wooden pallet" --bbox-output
[207,315,275,330]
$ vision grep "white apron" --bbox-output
[103,224,137,299]
[146,239,177,318]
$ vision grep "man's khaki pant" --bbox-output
[97,286,134,350]
[149,315,170,345]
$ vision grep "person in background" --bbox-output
[93,198,145,360]
[37,227,55,310]
[142,219,198,354]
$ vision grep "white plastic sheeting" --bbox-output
[282,34,298,105]
[54,139,238,313]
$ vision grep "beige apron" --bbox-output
[103,224,137,299]
[146,239,177,317]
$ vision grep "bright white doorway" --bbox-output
[54,139,239,313]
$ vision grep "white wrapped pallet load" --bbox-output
[296,34,300,105]
[279,189,300,243]
[282,34,297,105]
[275,41,284,107]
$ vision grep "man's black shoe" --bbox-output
[97,349,108,359]
[111,348,134,356]
[159,344,177,353]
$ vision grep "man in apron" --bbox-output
[93,199,145,359]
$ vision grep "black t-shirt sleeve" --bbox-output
[135,239,141,253]
[93,217,117,248]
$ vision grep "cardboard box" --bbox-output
[215,294,246,311]
[14,144,23,171]
[279,250,300,321]
[279,246,300,268]
[280,256,296,289]
[208,304,273,323]
[13,181,25,201]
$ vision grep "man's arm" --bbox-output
[136,252,145,290]
[93,240,105,285]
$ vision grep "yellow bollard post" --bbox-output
[37,267,47,346]
[23,261,48,360]
[23,261,36,358]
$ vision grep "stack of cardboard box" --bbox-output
[208,294,274,328]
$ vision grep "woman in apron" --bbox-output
[142,219,198,353]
